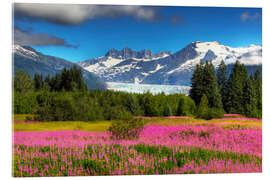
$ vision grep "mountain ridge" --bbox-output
[13,44,107,90]
[77,41,262,85]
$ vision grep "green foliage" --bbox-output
[125,95,142,116]
[190,61,204,105]
[243,76,258,118]
[163,103,172,116]
[253,69,262,118]
[108,118,144,140]
[226,61,248,114]
[34,74,44,91]
[33,66,88,92]
[13,70,34,93]
[177,97,189,116]
[141,93,159,116]
[190,60,262,118]
[216,60,228,109]
[196,94,223,120]
[13,91,38,114]
[189,61,223,110]
[196,94,209,119]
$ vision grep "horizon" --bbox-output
[13,4,262,62]
[14,40,262,62]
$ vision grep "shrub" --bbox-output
[108,118,144,140]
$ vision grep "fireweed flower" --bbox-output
[12,125,262,176]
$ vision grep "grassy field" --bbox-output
[13,114,262,132]
[12,114,262,176]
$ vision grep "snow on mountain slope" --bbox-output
[77,47,171,83]
[13,44,39,60]
[167,41,261,75]
[77,41,262,85]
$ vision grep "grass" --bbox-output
[13,143,262,176]
[144,117,262,130]
[13,114,35,122]
[13,114,262,132]
[13,120,110,132]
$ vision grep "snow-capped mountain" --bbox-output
[78,41,262,85]
[13,45,107,90]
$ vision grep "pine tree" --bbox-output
[163,103,172,116]
[253,69,262,118]
[226,61,248,114]
[243,76,257,117]
[177,97,189,116]
[216,60,228,110]
[34,74,44,91]
[196,94,209,118]
[203,61,223,110]
[14,70,34,94]
[189,60,204,105]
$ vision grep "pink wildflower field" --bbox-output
[12,117,262,177]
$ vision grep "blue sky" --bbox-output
[13,4,262,62]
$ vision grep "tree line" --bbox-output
[13,60,262,121]
[13,66,197,121]
[14,66,88,93]
[189,60,262,118]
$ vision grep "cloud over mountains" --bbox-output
[14,3,185,26]
[13,26,78,48]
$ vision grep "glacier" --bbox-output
[107,82,190,95]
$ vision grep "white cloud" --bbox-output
[14,4,161,25]
[240,12,261,22]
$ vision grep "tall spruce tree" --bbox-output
[14,70,34,94]
[163,103,173,116]
[189,60,204,105]
[196,94,209,118]
[253,69,262,118]
[216,60,228,111]
[34,74,44,91]
[243,75,257,117]
[203,61,223,110]
[226,61,248,114]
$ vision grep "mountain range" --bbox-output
[77,41,262,86]
[13,45,107,90]
[12,41,262,89]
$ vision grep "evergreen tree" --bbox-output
[189,60,204,105]
[226,61,248,113]
[203,61,223,109]
[34,74,44,91]
[163,103,172,116]
[243,75,257,117]
[13,70,34,94]
[177,97,189,116]
[216,60,228,110]
[196,94,209,118]
[125,95,141,115]
[253,69,262,118]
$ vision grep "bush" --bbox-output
[108,118,145,140]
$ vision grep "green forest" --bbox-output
[13,60,262,121]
